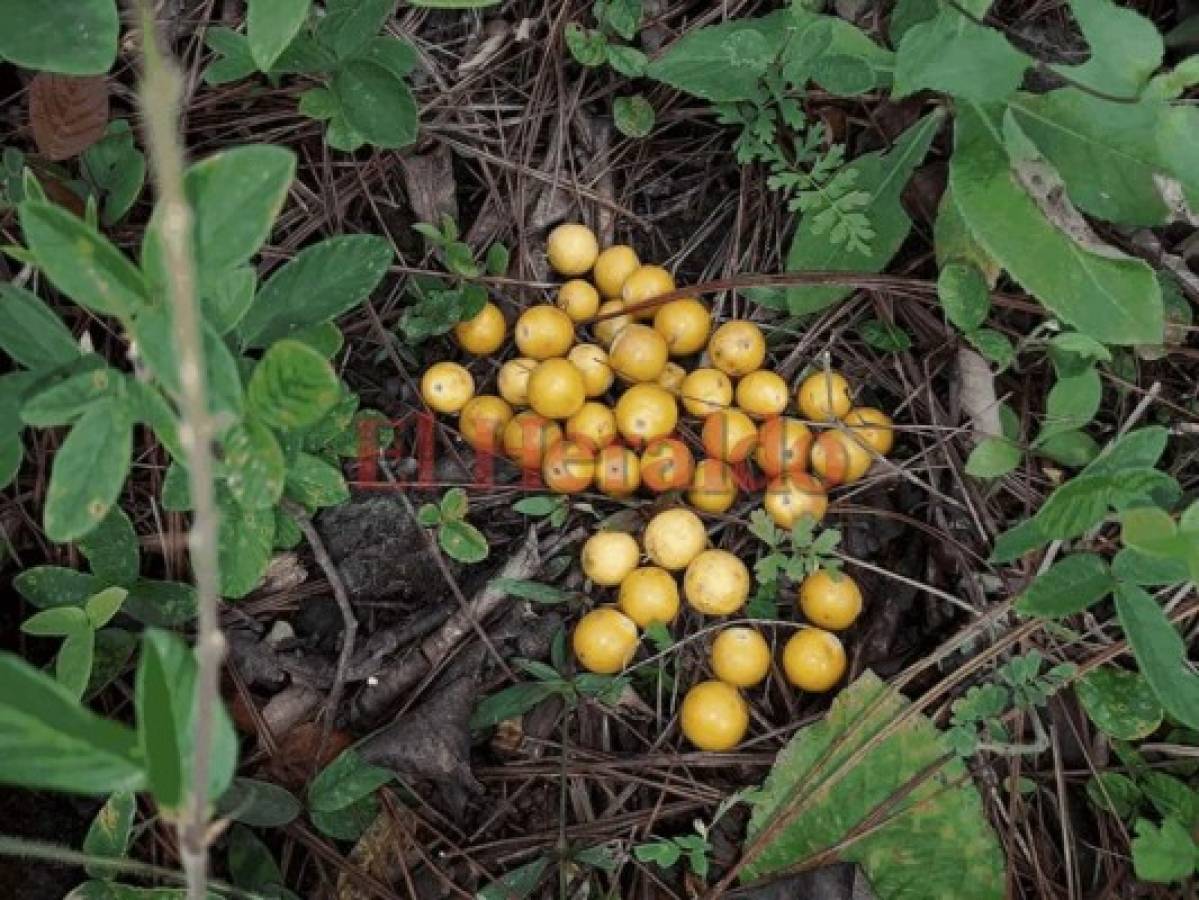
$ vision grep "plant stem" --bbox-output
[133,4,225,897]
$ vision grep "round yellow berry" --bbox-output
[810,429,872,486]
[497,357,537,407]
[594,299,633,347]
[798,569,862,631]
[547,222,599,276]
[595,444,641,497]
[581,531,640,586]
[556,279,600,322]
[764,472,828,529]
[458,395,513,452]
[710,627,771,688]
[567,343,614,397]
[755,417,813,478]
[701,409,758,464]
[593,244,640,299]
[644,507,707,571]
[453,302,506,355]
[680,367,733,417]
[782,628,846,692]
[688,458,738,514]
[621,264,676,320]
[640,438,695,493]
[527,358,586,420]
[502,410,562,470]
[614,383,678,447]
[708,320,766,377]
[572,607,638,674]
[565,401,618,451]
[681,680,748,751]
[657,362,686,393]
[845,406,895,456]
[618,566,680,628]
[736,370,789,419]
[516,305,575,360]
[542,439,595,493]
[683,549,750,616]
[609,323,669,383]
[421,361,475,414]
[654,298,711,356]
[796,371,852,422]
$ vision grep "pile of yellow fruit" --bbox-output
[416,222,900,751]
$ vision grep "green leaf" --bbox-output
[949,105,1162,346]
[317,0,397,58]
[201,266,257,337]
[13,565,104,610]
[1143,773,1199,824]
[1115,584,1199,730]
[1086,772,1142,818]
[894,6,1029,103]
[1050,0,1163,98]
[1036,469,1175,541]
[121,579,198,627]
[1038,368,1101,441]
[136,630,184,810]
[1086,426,1168,475]
[78,506,139,586]
[58,628,96,699]
[227,823,284,891]
[0,283,81,369]
[439,519,489,564]
[407,0,501,6]
[1112,547,1189,586]
[19,202,146,319]
[938,262,990,331]
[935,189,1000,283]
[44,397,132,543]
[86,586,128,630]
[595,0,641,40]
[216,777,302,827]
[858,318,911,352]
[284,452,349,508]
[613,94,655,138]
[246,339,341,431]
[0,432,21,489]
[217,495,275,599]
[22,605,89,637]
[1131,817,1198,884]
[308,748,394,812]
[1014,553,1115,618]
[0,0,118,75]
[310,793,378,841]
[128,381,185,462]
[83,791,136,878]
[87,628,136,699]
[606,44,648,77]
[21,365,121,427]
[645,18,778,101]
[965,328,1014,369]
[224,420,286,510]
[565,24,608,67]
[248,0,312,70]
[512,496,565,517]
[470,682,558,731]
[417,503,441,527]
[1035,430,1099,467]
[491,578,573,605]
[239,235,392,347]
[440,486,468,520]
[204,27,258,85]
[477,857,549,900]
[132,306,244,421]
[1076,667,1163,740]
[741,671,1005,897]
[785,109,942,313]
[331,60,418,149]
[965,437,1021,479]
[292,321,345,357]
[0,651,144,795]
[81,120,146,227]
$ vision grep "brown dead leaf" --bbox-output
[262,722,353,791]
[29,73,110,161]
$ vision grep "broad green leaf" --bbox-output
[1014,553,1115,617]
[85,586,128,629]
[1076,667,1163,740]
[246,339,341,431]
[742,671,1005,897]
[949,105,1162,345]
[408,0,501,6]
[66,882,192,898]
[22,605,89,637]
[1115,584,1199,730]
[83,791,136,878]
[202,265,257,335]
[292,321,345,357]
[227,823,284,892]
[1086,772,1142,818]
[1085,427,1167,475]
[1050,0,1163,98]
[121,579,198,627]
[965,328,1014,369]
[308,748,393,812]
[889,0,938,44]
[136,629,184,810]
[0,283,80,369]
[858,319,911,352]
[1120,506,1199,581]
[224,419,286,510]
[44,397,132,543]
[217,777,302,827]
[81,120,146,227]
[894,5,1029,102]
[204,27,258,85]
[87,628,137,699]
[161,463,193,512]
[0,651,144,795]
[439,519,488,563]
[565,24,607,67]
[331,60,418,149]
[1038,469,1175,540]
[239,235,392,347]
[19,202,146,318]
[491,578,572,605]
[1112,547,1189,586]
[77,506,139,586]
[0,0,118,74]
[606,44,648,77]
[1142,773,1199,823]
[128,381,185,461]
[217,496,275,599]
[13,566,105,609]
[1036,430,1099,467]
[786,110,942,313]
[21,366,121,427]
[935,189,1000,285]
[1131,817,1198,884]
[58,628,96,699]
[0,432,22,489]
[613,94,655,138]
[645,18,778,101]
[476,857,549,900]
[248,0,311,70]
[1037,368,1101,441]
[317,0,396,57]
[470,682,557,731]
[937,262,989,331]
[132,306,244,421]
[284,452,349,508]
[1010,92,1179,227]
[310,793,378,841]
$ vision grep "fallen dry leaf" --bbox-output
[262,722,353,791]
[29,73,110,161]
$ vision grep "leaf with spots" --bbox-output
[20,365,122,427]
[223,419,286,510]
[44,396,132,543]
[0,0,118,75]
[1077,666,1163,740]
[217,493,275,599]
[742,670,1005,898]
[77,507,139,586]
[82,790,136,877]
[246,339,341,432]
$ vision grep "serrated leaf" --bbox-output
[19,201,146,318]
[741,671,1005,898]
[217,777,302,827]
[0,651,144,795]
[308,748,393,812]
[83,790,136,878]
[1131,817,1198,884]
[239,235,392,347]
[965,436,1021,479]
[331,60,418,149]
[246,339,341,431]
[224,419,286,510]
[439,519,488,563]
[248,0,311,71]
[0,283,81,369]
[1077,667,1163,740]
[44,397,132,543]
[949,104,1162,346]
[0,0,118,75]
[78,507,139,586]
[1115,584,1199,730]
[1014,553,1115,618]
[284,452,349,508]
[786,110,942,313]
[894,6,1029,103]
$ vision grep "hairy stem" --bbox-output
[133,4,225,896]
